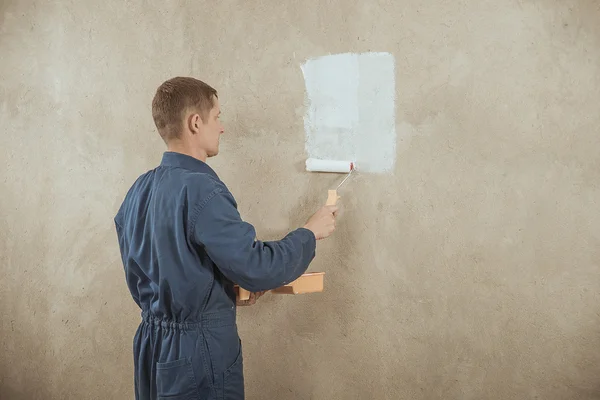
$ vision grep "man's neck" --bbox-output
[167,141,207,163]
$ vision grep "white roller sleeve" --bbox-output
[305,158,354,173]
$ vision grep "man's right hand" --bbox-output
[303,205,338,240]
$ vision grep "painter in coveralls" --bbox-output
[114,77,338,399]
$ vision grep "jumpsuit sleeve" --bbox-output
[114,218,141,307]
[190,188,317,292]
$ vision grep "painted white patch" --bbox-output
[300,52,396,173]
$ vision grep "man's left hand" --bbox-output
[236,290,267,306]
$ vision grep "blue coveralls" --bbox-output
[114,152,316,399]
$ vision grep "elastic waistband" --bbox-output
[141,307,236,330]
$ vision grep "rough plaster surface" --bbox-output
[2,1,600,399]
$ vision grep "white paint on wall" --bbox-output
[300,52,396,173]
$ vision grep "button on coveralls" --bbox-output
[114,152,316,399]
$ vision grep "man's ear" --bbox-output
[188,113,201,134]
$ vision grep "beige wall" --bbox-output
[2,1,600,399]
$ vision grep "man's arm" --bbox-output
[190,188,317,292]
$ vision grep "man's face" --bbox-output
[197,96,224,158]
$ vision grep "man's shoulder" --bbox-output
[114,168,156,225]
[176,168,228,197]
[160,167,238,215]
[114,165,236,226]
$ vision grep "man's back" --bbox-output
[114,151,318,399]
[115,152,237,322]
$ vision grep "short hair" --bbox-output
[151,77,218,142]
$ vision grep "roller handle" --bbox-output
[326,189,340,206]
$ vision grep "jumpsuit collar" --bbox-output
[160,151,219,179]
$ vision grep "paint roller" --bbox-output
[236,158,356,302]
[305,158,356,205]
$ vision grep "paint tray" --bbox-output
[271,272,325,295]
[234,272,325,299]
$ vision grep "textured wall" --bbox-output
[2,1,600,399]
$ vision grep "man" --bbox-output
[114,77,338,400]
